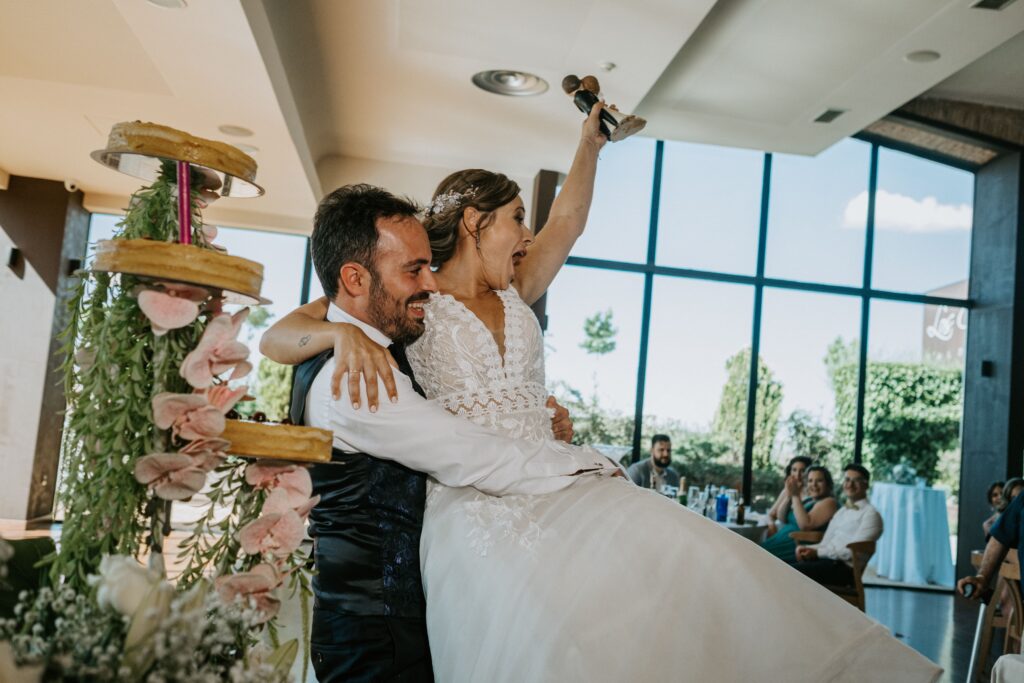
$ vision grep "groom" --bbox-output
[291,184,619,682]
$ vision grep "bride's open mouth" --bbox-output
[512,249,527,268]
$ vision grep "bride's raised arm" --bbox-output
[259,296,398,406]
[514,102,608,305]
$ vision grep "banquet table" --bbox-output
[869,482,954,587]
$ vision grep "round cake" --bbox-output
[92,121,263,196]
[92,239,267,304]
[110,121,255,183]
[221,420,333,463]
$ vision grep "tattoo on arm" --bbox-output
[298,334,311,348]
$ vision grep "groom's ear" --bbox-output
[339,262,370,297]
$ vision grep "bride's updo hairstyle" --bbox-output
[423,169,520,267]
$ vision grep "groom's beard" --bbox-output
[368,277,430,344]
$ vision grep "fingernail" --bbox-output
[370,405,377,413]
[390,396,398,403]
[352,402,360,409]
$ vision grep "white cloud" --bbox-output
[842,189,971,233]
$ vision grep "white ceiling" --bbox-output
[926,29,1024,110]
[1,0,1023,234]
[638,0,1024,154]
[0,0,317,233]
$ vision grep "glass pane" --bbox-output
[656,141,763,274]
[307,272,325,304]
[569,136,655,264]
[765,138,872,286]
[865,300,965,587]
[544,266,644,459]
[212,226,307,420]
[641,278,754,494]
[755,289,862,512]
[871,148,973,296]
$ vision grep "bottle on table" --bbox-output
[716,491,729,522]
[736,500,746,525]
[677,477,688,506]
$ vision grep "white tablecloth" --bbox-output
[869,482,954,587]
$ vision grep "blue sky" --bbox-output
[89,134,974,440]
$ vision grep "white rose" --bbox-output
[89,555,161,616]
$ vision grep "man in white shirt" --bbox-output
[792,464,883,587]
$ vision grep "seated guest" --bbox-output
[791,464,882,587]
[1002,477,1024,511]
[766,456,812,536]
[958,481,1024,600]
[626,434,680,494]
[762,464,838,563]
[983,480,1005,535]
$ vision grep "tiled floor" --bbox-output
[866,586,981,682]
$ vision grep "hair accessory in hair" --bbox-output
[425,187,476,217]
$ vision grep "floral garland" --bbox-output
[2,164,313,680]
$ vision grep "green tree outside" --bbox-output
[712,348,783,469]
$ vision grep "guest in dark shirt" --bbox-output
[958,486,1024,599]
[626,434,680,494]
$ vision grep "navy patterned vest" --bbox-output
[290,344,427,617]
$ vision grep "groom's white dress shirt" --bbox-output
[305,303,619,496]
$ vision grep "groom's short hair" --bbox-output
[311,184,420,299]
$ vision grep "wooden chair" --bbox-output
[1000,556,1023,655]
[790,531,876,611]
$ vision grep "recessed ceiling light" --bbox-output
[234,143,259,155]
[218,124,254,137]
[905,50,941,64]
[146,0,187,8]
[471,70,548,97]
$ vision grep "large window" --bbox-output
[544,136,973,523]
[85,218,309,420]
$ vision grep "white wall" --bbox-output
[0,223,55,520]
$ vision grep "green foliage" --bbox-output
[579,309,617,356]
[828,338,963,485]
[712,347,783,469]
[246,306,272,331]
[52,170,213,589]
[552,381,635,448]
[785,409,836,469]
[254,358,294,422]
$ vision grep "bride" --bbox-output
[262,107,939,682]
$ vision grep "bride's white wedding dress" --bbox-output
[406,287,940,683]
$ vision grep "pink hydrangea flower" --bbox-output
[238,510,303,558]
[152,386,246,442]
[264,489,319,517]
[137,283,209,336]
[134,452,208,500]
[215,563,282,623]
[180,309,252,388]
[245,463,313,510]
[152,393,222,441]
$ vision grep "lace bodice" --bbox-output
[406,286,553,556]
[406,287,552,441]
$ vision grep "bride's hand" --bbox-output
[582,101,609,150]
[330,324,399,411]
[547,396,574,443]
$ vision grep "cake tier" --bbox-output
[221,420,333,464]
[92,239,266,304]
[91,121,263,197]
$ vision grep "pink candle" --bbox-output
[177,161,192,245]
